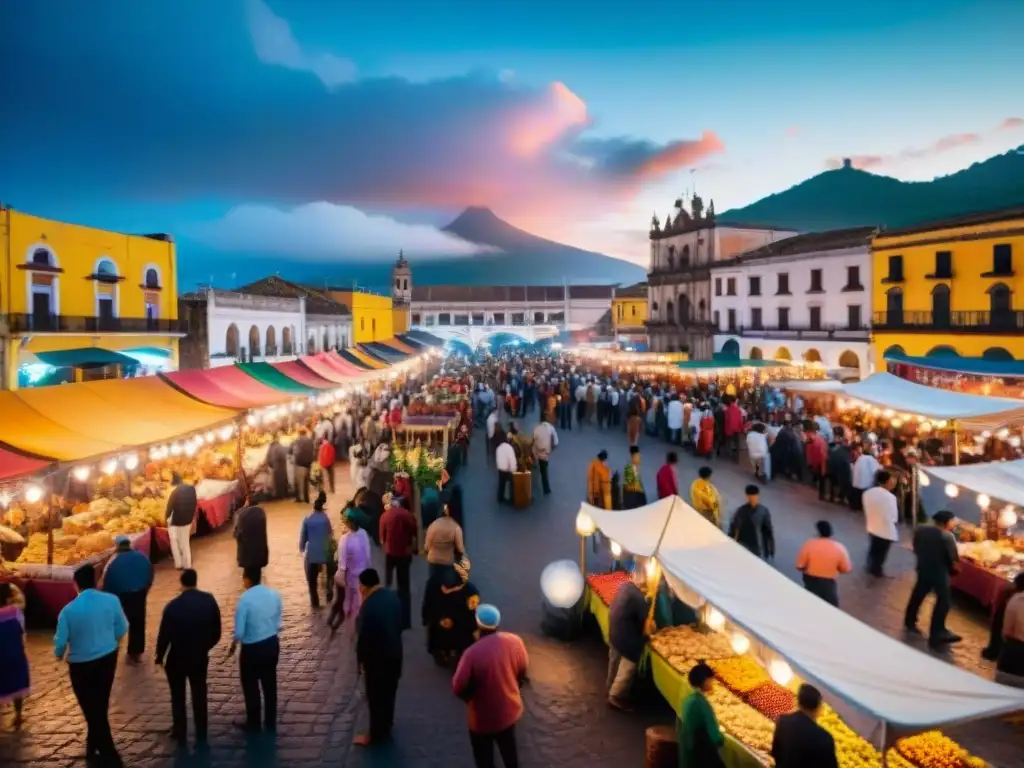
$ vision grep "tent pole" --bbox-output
[952,420,960,466]
[651,496,678,559]
[911,464,919,530]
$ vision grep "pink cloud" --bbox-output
[785,126,801,137]
[998,117,1024,131]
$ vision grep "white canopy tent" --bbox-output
[580,496,1024,738]
[773,379,844,395]
[838,373,1024,430]
[919,459,1024,524]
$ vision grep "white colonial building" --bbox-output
[710,226,876,379]
[178,279,352,370]
[647,194,798,358]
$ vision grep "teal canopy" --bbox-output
[34,347,138,369]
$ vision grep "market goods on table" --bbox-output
[0,525,25,544]
[650,624,990,768]
[956,539,1023,581]
[586,571,632,606]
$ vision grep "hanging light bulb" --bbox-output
[919,422,932,433]
[891,418,903,428]
[0,489,11,508]
[170,443,183,457]
[184,441,199,457]
[219,425,234,441]
[998,505,1018,528]
[101,458,119,476]
[204,431,215,444]
[731,631,750,655]
[72,466,91,482]
[123,453,139,471]
[645,557,659,580]
[610,541,623,558]
[944,483,959,499]
[705,606,726,631]
[24,485,44,504]
[769,659,794,686]
[1009,435,1022,449]
[575,511,596,536]
[918,471,930,487]
[883,409,895,418]
[935,419,948,429]
[996,427,1010,439]
[246,414,257,427]
[981,430,992,439]
[977,494,991,509]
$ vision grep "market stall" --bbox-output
[576,496,1024,767]
[885,351,1024,399]
[918,460,1023,608]
[161,365,286,409]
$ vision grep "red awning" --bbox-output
[271,361,337,390]
[298,355,351,384]
[319,352,372,377]
[161,366,287,409]
[0,444,51,482]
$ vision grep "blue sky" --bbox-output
[1,0,1021,286]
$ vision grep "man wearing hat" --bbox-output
[452,604,529,768]
[101,534,153,663]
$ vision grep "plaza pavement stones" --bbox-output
[3,412,1022,766]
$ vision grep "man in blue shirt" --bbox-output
[101,534,154,663]
[299,491,336,608]
[228,566,283,732]
[54,563,128,766]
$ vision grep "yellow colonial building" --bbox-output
[328,290,394,343]
[0,207,181,389]
[871,207,1024,370]
[612,282,649,334]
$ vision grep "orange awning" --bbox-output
[345,347,388,370]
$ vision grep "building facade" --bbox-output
[871,207,1024,370]
[711,227,875,378]
[647,195,797,358]
[235,276,352,355]
[328,290,393,343]
[611,282,648,347]
[178,289,307,370]
[0,206,181,389]
[391,252,411,335]
[409,284,613,332]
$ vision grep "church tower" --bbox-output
[391,250,412,332]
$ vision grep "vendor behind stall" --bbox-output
[607,565,651,711]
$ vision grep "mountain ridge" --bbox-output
[719,145,1024,232]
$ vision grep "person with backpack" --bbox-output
[727,485,775,560]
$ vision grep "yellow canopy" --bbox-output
[381,337,419,355]
[0,392,124,462]
[4,378,238,463]
[346,347,388,370]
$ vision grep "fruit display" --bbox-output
[586,571,632,605]
[743,681,794,721]
[818,703,887,768]
[15,530,113,567]
[0,524,25,544]
[649,625,736,671]
[895,731,988,768]
[710,656,771,695]
[707,683,775,757]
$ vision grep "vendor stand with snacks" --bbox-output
[918,460,1024,610]
[572,496,1023,768]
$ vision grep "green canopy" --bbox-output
[236,362,315,394]
[34,347,138,369]
[675,358,789,370]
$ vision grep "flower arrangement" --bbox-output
[390,443,447,488]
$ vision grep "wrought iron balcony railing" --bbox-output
[872,310,1024,332]
[6,314,182,334]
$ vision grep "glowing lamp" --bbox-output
[919,422,932,433]
[1010,436,1022,449]
[0,490,11,508]
[540,559,585,609]
[610,541,623,558]
[705,606,726,631]
[997,428,1010,440]
[883,409,895,418]
[170,443,183,457]
[918,471,930,488]
[204,431,215,444]
[245,414,257,427]
[101,459,119,476]
[731,632,751,655]
[575,510,596,536]
[977,494,991,510]
[981,430,992,439]
[72,466,91,482]
[944,483,959,499]
[769,659,793,686]
[24,485,44,504]
[645,557,659,580]
[219,426,234,441]
[890,418,903,428]
[935,420,948,429]
[184,442,199,458]
[997,505,1017,528]
[123,454,139,471]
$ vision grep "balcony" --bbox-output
[723,325,870,340]
[647,264,711,286]
[6,314,183,335]
[872,311,1024,333]
[645,319,717,333]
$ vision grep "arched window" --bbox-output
[838,350,860,369]
[144,267,160,288]
[667,245,676,270]
[697,299,706,320]
[282,326,293,355]
[249,325,261,358]
[749,346,764,360]
[94,258,119,326]
[721,338,740,358]
[931,284,950,327]
[680,244,691,266]
[265,326,277,356]
[678,294,691,325]
[774,346,792,361]
[885,287,903,325]
[983,347,1014,361]
[666,300,675,323]
[31,247,55,266]
[803,348,822,363]
[225,324,240,357]
[308,332,317,353]
[26,246,60,326]
[926,345,960,357]
[403,279,408,290]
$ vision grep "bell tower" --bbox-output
[392,250,412,331]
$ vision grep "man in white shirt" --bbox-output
[861,469,899,577]
[746,423,771,481]
[666,396,684,444]
[486,409,499,441]
[850,445,881,511]
[531,418,558,495]
[495,437,518,505]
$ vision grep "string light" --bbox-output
[24,485,44,504]
[101,458,119,476]
[918,471,930,487]
[610,541,623,558]
[705,606,726,631]
[575,511,596,536]
[997,428,1010,440]
[977,494,991,509]
[72,466,91,482]
[731,632,750,655]
[944,483,959,499]
[998,505,1018,528]
[769,659,794,686]
[123,453,139,471]
[170,443,183,457]
[0,490,12,508]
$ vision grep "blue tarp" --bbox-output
[34,347,138,369]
